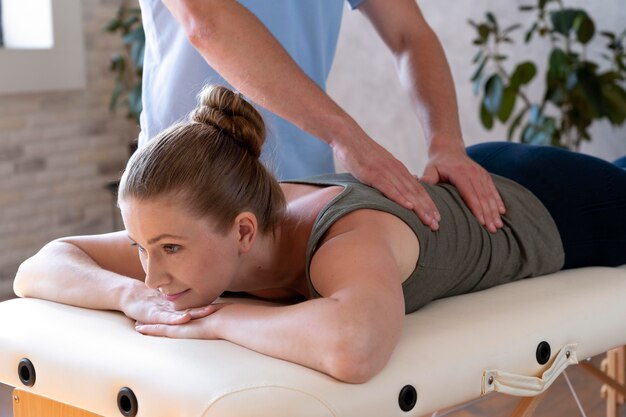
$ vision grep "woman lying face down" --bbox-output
[14,86,626,383]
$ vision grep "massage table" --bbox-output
[1,266,626,417]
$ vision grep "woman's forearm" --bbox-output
[213,298,399,383]
[14,241,140,311]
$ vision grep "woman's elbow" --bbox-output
[13,240,67,297]
[327,356,378,384]
[13,256,36,297]
[325,334,390,384]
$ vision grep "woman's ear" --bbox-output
[234,212,257,254]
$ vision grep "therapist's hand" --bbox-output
[332,133,441,231]
[421,144,506,233]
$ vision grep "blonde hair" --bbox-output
[118,85,286,233]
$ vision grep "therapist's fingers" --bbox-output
[478,173,506,232]
[373,167,440,230]
[459,168,505,232]
[427,153,506,233]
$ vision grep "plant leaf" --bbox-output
[498,85,517,122]
[109,53,125,72]
[521,115,553,146]
[472,49,483,64]
[601,81,626,124]
[520,124,534,144]
[128,83,143,123]
[503,24,522,35]
[478,23,490,42]
[550,9,579,37]
[473,73,483,96]
[600,31,616,41]
[574,11,595,44]
[548,48,569,78]
[529,104,541,124]
[109,82,125,113]
[486,12,498,32]
[480,101,494,129]
[471,55,488,82]
[510,61,537,88]
[123,26,145,45]
[123,15,139,29]
[577,65,605,115]
[539,117,557,145]
[525,22,538,43]
[104,19,121,32]
[483,74,505,115]
[131,41,145,69]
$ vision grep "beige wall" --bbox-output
[328,0,626,174]
[0,1,137,299]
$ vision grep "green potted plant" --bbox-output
[469,0,626,150]
[104,2,144,125]
[103,3,144,217]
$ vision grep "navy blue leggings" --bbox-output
[467,142,626,269]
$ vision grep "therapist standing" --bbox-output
[137,0,505,233]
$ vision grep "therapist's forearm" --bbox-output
[395,25,465,154]
[162,0,363,148]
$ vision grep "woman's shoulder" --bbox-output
[312,209,420,291]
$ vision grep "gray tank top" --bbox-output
[285,173,564,314]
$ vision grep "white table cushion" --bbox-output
[1,266,626,416]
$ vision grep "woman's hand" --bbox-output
[134,303,231,339]
[119,281,219,325]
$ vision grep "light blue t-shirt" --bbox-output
[138,0,365,180]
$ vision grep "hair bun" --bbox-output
[191,85,265,158]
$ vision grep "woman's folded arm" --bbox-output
[136,224,408,383]
[14,234,140,312]
[13,231,208,325]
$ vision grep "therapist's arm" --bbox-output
[359,0,506,232]
[161,0,440,230]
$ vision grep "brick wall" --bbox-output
[0,0,138,299]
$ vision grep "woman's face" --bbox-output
[119,196,240,310]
